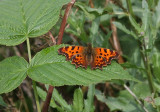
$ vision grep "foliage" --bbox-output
[0,0,160,112]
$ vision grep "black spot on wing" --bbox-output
[71,46,75,50]
[110,50,113,54]
[104,49,107,53]
[65,46,69,51]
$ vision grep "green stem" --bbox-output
[27,38,31,63]
[126,0,135,18]
[141,40,155,93]
[26,38,41,112]
[146,56,155,93]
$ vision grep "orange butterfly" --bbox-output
[58,44,119,70]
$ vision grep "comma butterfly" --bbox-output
[58,44,119,70]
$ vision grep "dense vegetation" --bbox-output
[0,0,160,112]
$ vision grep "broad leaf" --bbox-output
[0,0,70,46]
[28,45,139,86]
[0,56,28,94]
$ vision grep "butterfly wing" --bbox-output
[91,55,107,70]
[71,54,88,69]
[94,48,119,64]
[58,46,84,60]
[58,46,88,68]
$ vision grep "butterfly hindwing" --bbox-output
[94,48,119,64]
[91,55,107,70]
[58,46,84,60]
[71,54,87,69]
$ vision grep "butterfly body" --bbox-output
[82,44,95,65]
[58,44,119,70]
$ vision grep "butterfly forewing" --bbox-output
[58,46,84,60]
[94,48,119,64]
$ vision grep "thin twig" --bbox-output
[42,85,54,112]
[89,0,94,8]
[110,18,124,64]
[124,84,149,112]
[57,0,76,45]
[13,47,21,57]
[48,31,56,45]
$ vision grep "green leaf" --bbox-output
[37,87,67,112]
[120,62,145,71]
[0,56,28,94]
[84,85,95,112]
[28,45,139,86]
[154,97,160,106]
[0,0,70,46]
[95,89,140,112]
[155,0,160,28]
[75,2,96,21]
[152,52,160,82]
[141,0,150,31]
[113,22,137,39]
[129,15,143,33]
[0,96,7,107]
[133,83,151,99]
[73,88,84,112]
[53,88,71,111]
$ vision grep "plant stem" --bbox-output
[42,85,54,112]
[141,40,155,93]
[26,38,41,112]
[126,0,135,18]
[57,0,76,45]
[146,57,155,93]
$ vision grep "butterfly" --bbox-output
[58,44,119,70]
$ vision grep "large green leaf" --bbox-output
[0,0,70,46]
[28,45,139,86]
[0,56,29,94]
